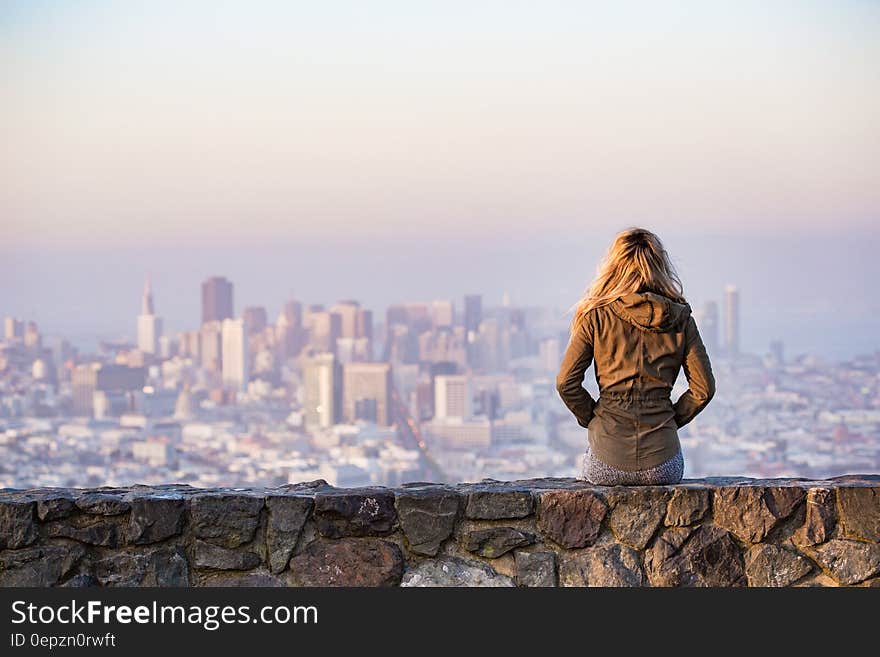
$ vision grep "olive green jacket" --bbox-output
[556,291,715,472]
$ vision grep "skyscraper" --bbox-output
[695,301,719,355]
[242,306,268,335]
[434,374,472,419]
[431,300,454,329]
[464,294,482,367]
[137,279,163,355]
[221,318,249,391]
[342,362,393,425]
[724,285,740,357]
[199,320,223,373]
[302,352,339,429]
[201,276,234,325]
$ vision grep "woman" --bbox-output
[556,227,715,485]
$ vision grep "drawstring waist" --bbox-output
[600,390,670,402]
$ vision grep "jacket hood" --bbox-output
[609,291,692,333]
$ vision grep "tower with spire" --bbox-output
[137,278,163,355]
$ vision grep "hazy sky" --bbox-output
[2,1,879,358]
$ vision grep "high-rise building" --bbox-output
[23,321,41,350]
[431,300,454,329]
[463,295,482,334]
[304,308,342,353]
[3,317,24,341]
[221,318,249,391]
[538,337,561,373]
[434,374,472,420]
[724,285,740,356]
[342,362,393,425]
[331,301,360,338]
[242,306,268,335]
[201,276,234,325]
[200,320,223,373]
[276,299,305,360]
[694,301,719,355]
[302,352,339,429]
[71,363,146,417]
[137,279,163,355]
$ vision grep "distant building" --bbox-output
[724,285,740,356]
[538,337,560,373]
[464,294,482,367]
[201,276,234,325]
[694,301,719,355]
[770,340,784,365]
[304,308,342,354]
[434,374,472,420]
[342,362,393,425]
[3,317,24,341]
[71,363,146,417]
[431,300,454,329]
[302,352,339,429]
[242,306,268,335]
[199,320,223,373]
[221,318,249,391]
[137,279,163,355]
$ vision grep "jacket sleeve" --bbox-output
[556,318,597,428]
[673,315,716,428]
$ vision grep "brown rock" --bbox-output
[665,488,711,526]
[289,538,403,587]
[793,488,836,547]
[36,496,77,522]
[46,516,121,547]
[645,525,746,587]
[837,487,880,542]
[0,500,37,549]
[813,539,880,585]
[515,551,557,587]
[76,492,131,516]
[0,544,85,587]
[537,490,608,549]
[464,527,535,558]
[713,486,805,543]
[465,488,534,520]
[559,544,644,587]
[744,544,812,587]
[608,488,670,549]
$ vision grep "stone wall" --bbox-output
[1,476,879,587]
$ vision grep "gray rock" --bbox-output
[46,516,121,547]
[608,488,670,549]
[515,551,557,587]
[92,547,190,587]
[192,540,261,571]
[0,544,85,587]
[76,492,131,516]
[189,493,264,548]
[314,490,397,538]
[465,488,534,520]
[0,500,37,549]
[401,556,515,587]
[559,543,645,587]
[289,538,403,587]
[128,496,186,545]
[713,486,805,543]
[265,495,313,574]
[837,487,880,542]
[744,544,812,587]
[665,487,711,526]
[198,572,286,587]
[395,488,461,556]
[793,487,836,547]
[464,527,535,558]
[537,489,608,549]
[813,539,880,585]
[37,496,77,522]
[645,525,746,587]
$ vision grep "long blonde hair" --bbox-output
[571,227,686,330]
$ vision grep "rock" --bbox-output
[199,572,286,587]
[46,516,120,547]
[193,540,261,570]
[395,488,461,556]
[289,538,403,587]
[713,486,805,543]
[465,488,534,520]
[0,500,37,549]
[401,556,515,587]
[813,539,880,585]
[265,496,313,574]
[665,488,711,526]
[0,544,85,586]
[189,494,264,548]
[645,525,746,586]
[537,490,608,549]
[464,527,535,558]
[59,574,97,588]
[515,551,557,587]
[559,544,645,587]
[314,490,396,538]
[744,544,812,587]
[128,496,186,545]
[76,493,131,516]
[92,548,190,587]
[793,488,836,547]
[608,488,670,549]
[36,496,76,521]
[837,487,880,542]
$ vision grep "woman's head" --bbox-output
[572,227,685,329]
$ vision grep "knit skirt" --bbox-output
[581,442,684,486]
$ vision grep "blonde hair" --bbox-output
[571,227,685,330]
